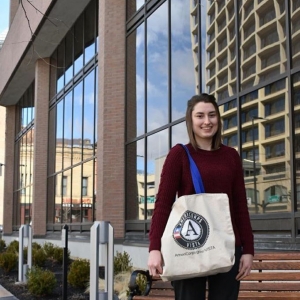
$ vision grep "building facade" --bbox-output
[0,29,8,228]
[1,0,300,267]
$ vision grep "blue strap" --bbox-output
[180,144,205,194]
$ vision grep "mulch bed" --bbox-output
[0,260,89,300]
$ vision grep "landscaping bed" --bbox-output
[0,259,89,300]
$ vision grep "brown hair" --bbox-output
[185,94,222,150]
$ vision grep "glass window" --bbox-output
[295,113,300,129]
[291,1,300,67]
[223,99,237,112]
[171,122,189,147]
[265,141,285,159]
[242,127,258,144]
[171,0,197,120]
[84,1,97,65]
[146,130,169,218]
[265,163,286,174]
[293,73,300,209]
[223,133,237,147]
[242,147,258,162]
[56,42,65,93]
[64,91,73,169]
[203,0,236,104]
[62,176,67,196]
[147,2,168,131]
[74,15,84,75]
[265,97,285,116]
[126,140,145,221]
[48,0,98,228]
[265,79,286,96]
[126,24,145,140]
[241,2,286,90]
[263,185,289,213]
[83,70,96,160]
[127,0,145,20]
[265,118,285,138]
[241,107,258,123]
[65,31,74,85]
[223,115,237,130]
[241,90,258,105]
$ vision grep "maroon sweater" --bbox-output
[149,143,254,256]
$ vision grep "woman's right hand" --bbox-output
[147,250,163,276]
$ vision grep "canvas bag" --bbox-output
[160,144,235,282]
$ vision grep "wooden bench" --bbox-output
[127,252,300,299]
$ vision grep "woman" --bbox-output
[148,94,254,300]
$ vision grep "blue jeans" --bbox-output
[171,247,242,300]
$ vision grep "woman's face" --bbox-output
[191,102,219,143]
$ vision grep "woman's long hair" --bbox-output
[186,94,222,150]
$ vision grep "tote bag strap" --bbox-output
[180,144,205,194]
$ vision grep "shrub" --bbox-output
[114,251,132,275]
[0,239,6,253]
[43,242,56,258]
[32,248,47,267]
[32,242,42,250]
[6,240,19,254]
[52,246,70,264]
[27,267,56,296]
[0,252,18,273]
[68,259,90,289]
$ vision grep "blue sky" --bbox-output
[0,0,9,35]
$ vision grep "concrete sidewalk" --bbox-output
[0,285,18,300]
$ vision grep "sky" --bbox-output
[0,0,9,36]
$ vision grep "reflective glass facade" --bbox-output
[47,0,98,230]
[125,0,300,246]
[13,83,35,228]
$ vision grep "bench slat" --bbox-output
[240,282,300,291]
[133,296,174,300]
[253,252,300,260]
[252,261,300,270]
[151,281,173,289]
[243,272,300,281]
[238,291,300,299]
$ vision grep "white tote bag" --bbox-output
[160,145,235,282]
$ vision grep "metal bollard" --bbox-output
[90,221,115,300]
[62,224,69,300]
[18,224,32,283]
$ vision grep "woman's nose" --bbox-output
[203,115,210,123]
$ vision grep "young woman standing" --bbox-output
[148,94,254,300]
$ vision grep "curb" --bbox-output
[0,285,19,300]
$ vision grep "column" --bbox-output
[32,58,50,237]
[3,106,16,234]
[96,0,126,238]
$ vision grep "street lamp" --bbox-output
[251,116,267,214]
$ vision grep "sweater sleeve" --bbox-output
[231,149,254,255]
[148,144,185,252]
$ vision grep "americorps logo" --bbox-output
[173,210,209,249]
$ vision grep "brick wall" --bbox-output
[96,0,126,238]
[3,106,16,234]
[32,58,50,237]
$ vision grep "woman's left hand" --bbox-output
[236,254,253,281]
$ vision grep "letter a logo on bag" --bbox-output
[172,210,210,250]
